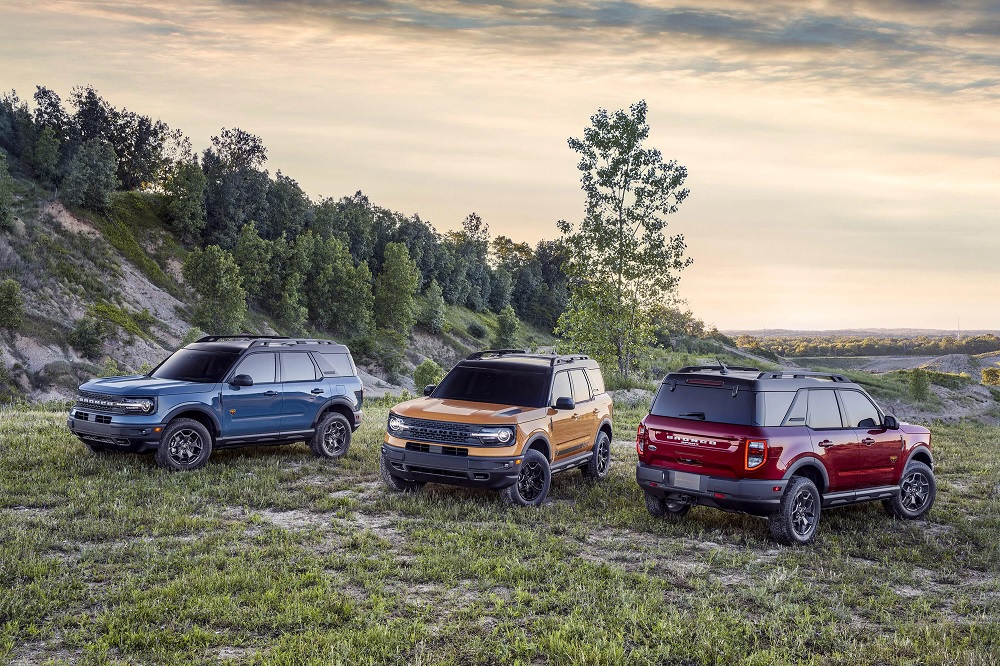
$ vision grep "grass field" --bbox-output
[2,403,999,665]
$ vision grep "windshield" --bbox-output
[650,382,754,426]
[432,366,549,407]
[150,349,240,383]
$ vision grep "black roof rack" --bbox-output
[757,371,851,382]
[249,338,342,348]
[553,354,590,366]
[196,335,290,343]
[466,349,528,360]
[677,364,760,373]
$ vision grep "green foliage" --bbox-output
[556,100,690,377]
[163,159,206,241]
[418,279,446,334]
[749,333,1000,358]
[413,359,444,390]
[232,222,271,299]
[62,138,118,211]
[488,268,513,312]
[983,367,1000,386]
[909,367,930,401]
[32,125,61,186]
[0,278,24,332]
[180,327,206,346]
[68,316,107,360]
[98,357,124,378]
[309,236,374,340]
[182,245,247,335]
[467,322,487,340]
[89,302,154,340]
[373,242,419,342]
[0,153,14,230]
[492,305,519,349]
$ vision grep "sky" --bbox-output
[1,0,999,331]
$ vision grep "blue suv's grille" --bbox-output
[76,391,125,413]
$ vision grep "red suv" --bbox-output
[635,365,935,544]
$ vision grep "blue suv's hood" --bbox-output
[79,376,218,396]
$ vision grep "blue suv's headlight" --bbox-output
[119,398,156,414]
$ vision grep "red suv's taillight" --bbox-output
[745,439,768,470]
[636,424,648,457]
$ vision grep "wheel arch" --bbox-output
[313,399,356,430]
[162,405,221,439]
[524,434,552,461]
[905,445,933,469]
[598,419,613,442]
[783,457,829,494]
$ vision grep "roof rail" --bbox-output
[249,338,340,347]
[466,349,527,360]
[676,364,760,373]
[552,354,590,366]
[757,371,851,382]
[196,335,290,343]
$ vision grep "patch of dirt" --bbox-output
[257,509,333,531]
[43,201,100,237]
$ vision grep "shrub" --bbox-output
[909,368,930,401]
[0,278,24,332]
[982,367,1000,386]
[69,316,107,360]
[99,358,125,377]
[492,305,519,349]
[413,359,445,391]
[467,322,487,339]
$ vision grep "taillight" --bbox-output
[745,439,768,470]
[636,424,648,456]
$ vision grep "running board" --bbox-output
[550,451,593,473]
[823,485,898,508]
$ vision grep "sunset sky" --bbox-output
[2,1,999,331]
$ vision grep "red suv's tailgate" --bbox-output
[642,415,752,479]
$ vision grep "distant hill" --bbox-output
[724,328,998,338]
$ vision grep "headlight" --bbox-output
[474,427,515,445]
[119,398,156,414]
[387,415,407,433]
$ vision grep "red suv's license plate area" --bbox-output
[644,417,749,479]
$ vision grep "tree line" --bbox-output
[737,334,1000,358]
[0,85,570,359]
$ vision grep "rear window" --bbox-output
[151,349,240,383]
[650,381,754,425]
[314,352,355,377]
[585,368,606,395]
[755,391,796,427]
[433,365,549,407]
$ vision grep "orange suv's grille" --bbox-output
[398,417,474,445]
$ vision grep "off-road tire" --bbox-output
[582,430,612,480]
[501,449,551,507]
[882,461,936,519]
[644,491,691,522]
[380,453,425,493]
[155,418,213,471]
[310,412,352,459]
[768,476,821,545]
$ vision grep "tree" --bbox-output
[62,139,118,211]
[232,222,271,299]
[182,245,247,334]
[69,316,106,359]
[0,278,24,332]
[0,154,14,230]
[555,100,691,377]
[201,127,270,248]
[163,158,207,241]
[374,242,419,341]
[414,359,445,390]
[33,126,61,187]
[493,305,519,349]
[419,279,446,334]
[910,368,930,402]
[309,236,374,339]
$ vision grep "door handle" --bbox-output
[818,439,834,448]
[592,408,599,415]
[264,390,278,396]
[862,437,875,446]
[571,414,580,420]
[311,388,324,394]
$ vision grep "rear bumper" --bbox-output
[66,414,162,452]
[382,444,522,490]
[636,463,787,516]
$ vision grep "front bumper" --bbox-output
[382,443,522,489]
[66,411,163,452]
[636,463,787,516]
[352,410,363,431]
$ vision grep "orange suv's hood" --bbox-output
[392,398,543,423]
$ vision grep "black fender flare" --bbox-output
[311,397,359,429]
[903,445,934,469]
[524,433,553,461]
[160,404,223,437]
[782,456,831,492]
[597,418,614,441]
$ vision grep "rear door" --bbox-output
[840,389,902,488]
[279,351,327,438]
[805,388,859,491]
[221,352,281,439]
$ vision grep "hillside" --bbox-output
[0,183,555,402]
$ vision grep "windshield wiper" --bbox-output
[678,412,706,420]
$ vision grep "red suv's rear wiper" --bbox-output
[678,412,706,420]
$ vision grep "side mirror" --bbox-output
[554,396,575,410]
[883,415,899,430]
[423,384,436,397]
[231,374,253,387]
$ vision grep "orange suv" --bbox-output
[381,350,614,505]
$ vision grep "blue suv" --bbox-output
[66,336,364,470]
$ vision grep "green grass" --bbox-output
[2,407,998,665]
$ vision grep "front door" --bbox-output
[279,351,327,438]
[549,370,589,458]
[840,389,903,488]
[221,352,282,439]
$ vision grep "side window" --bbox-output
[781,390,808,425]
[281,352,319,382]
[585,368,605,395]
[569,369,591,403]
[233,353,276,384]
[806,389,844,429]
[314,352,354,377]
[755,391,796,426]
[839,390,881,428]
[551,371,572,404]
